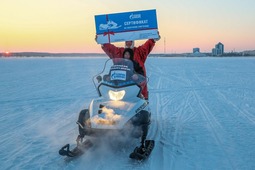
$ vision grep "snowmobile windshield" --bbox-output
[93,58,148,89]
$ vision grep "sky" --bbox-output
[1,0,255,53]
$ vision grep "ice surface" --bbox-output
[0,56,255,170]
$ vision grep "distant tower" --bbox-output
[216,42,224,55]
[212,42,224,56]
[164,37,166,54]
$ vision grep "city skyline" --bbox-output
[1,0,255,54]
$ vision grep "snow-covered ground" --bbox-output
[0,56,255,170]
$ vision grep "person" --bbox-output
[122,48,144,77]
[102,49,144,84]
[97,34,160,100]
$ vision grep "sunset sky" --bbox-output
[1,0,255,53]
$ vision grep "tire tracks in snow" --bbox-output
[191,70,238,169]
[146,63,165,170]
[147,62,197,170]
[215,90,255,125]
[193,91,237,169]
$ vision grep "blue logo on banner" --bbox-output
[95,9,158,34]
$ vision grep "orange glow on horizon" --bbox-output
[3,51,11,57]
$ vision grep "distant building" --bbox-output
[212,42,224,56]
[212,48,217,56]
[193,48,200,53]
[216,42,224,54]
[188,47,206,57]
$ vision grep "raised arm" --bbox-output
[101,43,124,59]
[135,39,156,63]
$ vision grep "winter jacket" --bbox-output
[101,39,155,99]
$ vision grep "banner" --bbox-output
[95,9,159,44]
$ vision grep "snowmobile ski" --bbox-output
[129,140,155,161]
[59,139,93,157]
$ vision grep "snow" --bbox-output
[0,56,255,170]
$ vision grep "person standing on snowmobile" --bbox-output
[96,34,160,100]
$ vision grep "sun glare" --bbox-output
[4,51,11,57]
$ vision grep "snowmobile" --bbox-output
[59,58,154,160]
